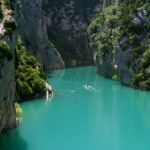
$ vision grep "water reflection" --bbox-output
[48,69,66,80]
[0,130,27,150]
[1,67,150,150]
[93,84,150,149]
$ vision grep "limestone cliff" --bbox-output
[0,0,121,132]
[0,0,65,132]
[43,0,103,66]
[88,0,150,90]
[17,0,65,70]
[0,46,16,131]
[0,3,17,131]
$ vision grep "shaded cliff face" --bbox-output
[0,6,17,131]
[17,0,65,70]
[43,0,103,66]
[88,1,150,90]
[0,44,16,131]
[0,0,65,132]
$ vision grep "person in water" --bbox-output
[85,83,89,88]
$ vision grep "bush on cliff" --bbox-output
[15,102,23,117]
[112,75,120,81]
[132,48,150,90]
[4,19,17,35]
[15,38,46,100]
[3,0,10,9]
[0,40,13,61]
[88,0,150,90]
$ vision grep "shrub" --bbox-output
[141,49,150,68]
[0,40,10,56]
[3,0,10,9]
[0,40,13,61]
[15,38,46,100]
[88,1,150,90]
[132,72,144,88]
[112,75,120,81]
[4,19,17,31]
[139,80,150,90]
[4,28,13,35]
[15,102,23,117]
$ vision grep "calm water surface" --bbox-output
[0,66,150,150]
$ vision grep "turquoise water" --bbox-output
[1,66,150,150]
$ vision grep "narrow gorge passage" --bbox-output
[1,67,150,150]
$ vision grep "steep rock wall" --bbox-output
[0,0,65,132]
[88,1,150,89]
[0,8,17,131]
[43,0,103,66]
[17,0,65,70]
[0,48,16,131]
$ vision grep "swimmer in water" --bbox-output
[85,83,89,88]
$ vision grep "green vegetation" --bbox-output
[132,48,150,90]
[4,18,17,35]
[15,102,23,117]
[3,0,10,9]
[112,75,120,81]
[0,40,13,61]
[15,38,46,100]
[88,0,150,90]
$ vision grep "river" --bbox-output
[0,66,150,150]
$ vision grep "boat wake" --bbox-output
[83,85,101,93]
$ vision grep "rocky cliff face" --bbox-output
[0,47,16,131]
[0,0,65,132]
[0,5,17,131]
[43,0,103,66]
[88,1,150,90]
[0,0,120,132]
[17,0,65,70]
